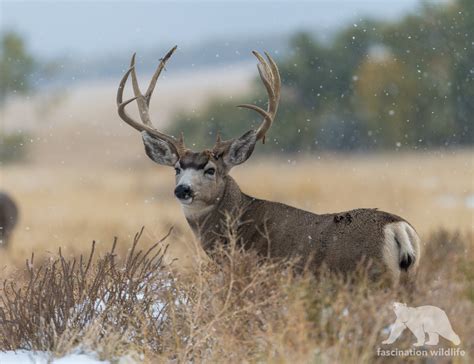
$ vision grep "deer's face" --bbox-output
[173,151,225,208]
[141,131,257,210]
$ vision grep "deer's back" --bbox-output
[240,197,405,273]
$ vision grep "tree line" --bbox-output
[171,0,473,152]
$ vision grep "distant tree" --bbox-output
[0,31,35,164]
[0,133,27,164]
[0,31,35,104]
[446,0,474,145]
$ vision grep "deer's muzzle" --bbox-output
[174,185,193,201]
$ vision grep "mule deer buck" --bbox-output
[117,46,421,283]
[0,192,18,248]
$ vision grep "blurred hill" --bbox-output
[33,35,290,88]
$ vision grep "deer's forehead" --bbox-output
[179,151,212,170]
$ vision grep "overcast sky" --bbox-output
[1,0,446,58]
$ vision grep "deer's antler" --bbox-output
[212,51,280,156]
[116,46,186,154]
[237,51,281,144]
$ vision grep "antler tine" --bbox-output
[264,51,281,103]
[129,53,153,126]
[116,46,185,151]
[145,45,178,105]
[215,131,222,144]
[117,68,148,132]
[253,51,275,93]
[236,50,281,143]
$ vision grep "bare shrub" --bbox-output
[0,227,174,356]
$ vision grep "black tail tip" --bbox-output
[400,253,414,271]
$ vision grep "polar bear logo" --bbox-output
[382,302,460,346]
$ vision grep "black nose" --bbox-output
[174,185,193,200]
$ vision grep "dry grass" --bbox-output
[0,228,171,353]
[0,226,472,363]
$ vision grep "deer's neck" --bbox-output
[184,176,249,251]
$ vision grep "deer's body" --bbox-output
[183,168,419,282]
[0,192,18,247]
[117,47,421,284]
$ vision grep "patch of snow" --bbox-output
[54,354,109,364]
[0,350,49,364]
[0,351,109,364]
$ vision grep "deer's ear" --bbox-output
[142,132,179,166]
[223,130,257,167]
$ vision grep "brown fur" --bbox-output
[0,192,18,248]
[186,174,414,280]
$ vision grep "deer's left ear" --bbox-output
[142,132,179,166]
[223,130,257,167]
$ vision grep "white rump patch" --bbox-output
[383,222,421,283]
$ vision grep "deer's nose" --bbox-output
[174,185,193,200]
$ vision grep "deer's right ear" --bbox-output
[142,132,179,166]
[223,130,257,167]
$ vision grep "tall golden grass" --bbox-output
[0,225,472,362]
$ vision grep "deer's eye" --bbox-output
[175,168,181,175]
[204,168,215,176]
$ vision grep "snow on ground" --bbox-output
[0,351,108,364]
